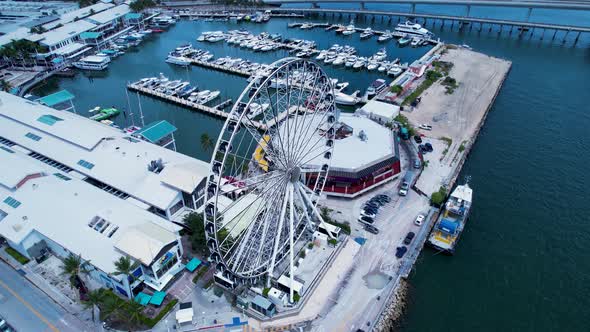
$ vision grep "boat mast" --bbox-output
[136,92,145,127]
[125,82,135,127]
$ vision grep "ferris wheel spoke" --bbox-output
[289,67,321,162]
[286,62,312,164]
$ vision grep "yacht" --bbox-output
[366,61,379,71]
[342,24,356,35]
[366,79,387,97]
[387,64,403,76]
[344,55,357,68]
[316,50,328,60]
[372,48,387,61]
[353,57,367,69]
[378,30,394,42]
[335,25,346,33]
[324,54,337,64]
[166,55,191,66]
[395,21,432,37]
[427,181,473,255]
[377,62,389,72]
[332,56,346,66]
[411,37,424,47]
[335,91,360,105]
[72,55,110,70]
[360,27,374,39]
[398,37,411,46]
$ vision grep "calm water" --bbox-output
[32,6,590,331]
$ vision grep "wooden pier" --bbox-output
[127,83,272,130]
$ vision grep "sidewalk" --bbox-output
[0,245,94,329]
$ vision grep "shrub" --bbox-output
[307,242,314,249]
[328,238,338,246]
[299,251,306,259]
[143,299,178,328]
[458,142,466,152]
[262,288,270,296]
[192,266,209,284]
[430,187,447,207]
[5,247,29,264]
[293,292,301,302]
[390,85,403,94]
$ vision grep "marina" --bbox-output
[11,4,588,332]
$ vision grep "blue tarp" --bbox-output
[438,218,458,235]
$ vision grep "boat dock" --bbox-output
[127,83,273,130]
[189,58,252,77]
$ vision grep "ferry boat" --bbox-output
[366,79,387,97]
[395,21,432,37]
[427,181,473,255]
[73,55,110,71]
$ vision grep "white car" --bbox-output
[419,124,432,130]
[414,214,425,226]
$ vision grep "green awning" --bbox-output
[149,291,166,306]
[37,90,75,107]
[80,31,101,39]
[134,292,151,306]
[185,258,201,272]
[135,120,177,143]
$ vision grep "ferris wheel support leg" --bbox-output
[289,183,295,303]
[296,184,335,240]
[267,185,290,288]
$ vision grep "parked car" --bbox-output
[395,246,408,258]
[358,215,375,224]
[419,124,432,130]
[424,143,433,152]
[413,159,421,169]
[399,181,409,196]
[361,209,376,218]
[364,224,379,234]
[403,231,416,245]
[414,214,425,226]
[413,135,422,144]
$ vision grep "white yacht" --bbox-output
[387,64,403,76]
[73,55,110,70]
[372,48,387,61]
[360,27,374,39]
[344,55,357,67]
[353,57,367,69]
[395,21,432,37]
[342,24,356,35]
[378,30,394,42]
[366,61,379,71]
[166,55,191,66]
[332,56,346,66]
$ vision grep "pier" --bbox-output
[189,58,252,77]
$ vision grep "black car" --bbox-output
[358,215,375,224]
[424,143,433,152]
[364,224,379,234]
[414,135,422,144]
[403,232,416,245]
[395,246,408,258]
[364,203,380,210]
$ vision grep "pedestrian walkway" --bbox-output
[0,245,94,328]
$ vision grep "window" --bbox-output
[78,159,94,169]
[25,132,42,141]
[0,146,14,153]
[53,173,71,181]
[29,152,73,173]
[3,196,21,208]
[88,216,119,237]
[37,115,63,126]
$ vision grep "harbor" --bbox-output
[15,4,590,332]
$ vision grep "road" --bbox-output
[0,259,91,332]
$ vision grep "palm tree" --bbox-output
[124,299,145,326]
[113,256,137,278]
[101,293,126,320]
[200,133,214,152]
[83,289,106,322]
[60,253,91,290]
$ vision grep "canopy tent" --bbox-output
[149,291,166,306]
[185,257,201,272]
[134,120,177,143]
[37,90,75,107]
[134,292,152,306]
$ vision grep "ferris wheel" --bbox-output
[203,58,337,300]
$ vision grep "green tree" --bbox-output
[200,133,214,152]
[430,187,447,207]
[60,253,91,290]
[390,85,403,94]
[82,289,106,322]
[0,79,11,92]
[184,212,207,255]
[124,299,145,326]
[101,292,126,320]
[129,0,156,12]
[112,256,138,279]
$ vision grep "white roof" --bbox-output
[42,2,114,30]
[53,42,88,56]
[307,114,395,171]
[86,4,130,25]
[0,148,44,190]
[79,55,109,63]
[360,100,400,122]
[0,92,209,211]
[451,184,473,203]
[160,162,209,194]
[114,222,178,265]
[0,27,33,47]
[277,275,303,293]
[175,309,193,324]
[37,20,97,46]
[0,147,180,274]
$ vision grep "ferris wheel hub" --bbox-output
[288,166,301,183]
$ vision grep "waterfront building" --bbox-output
[305,114,401,198]
[0,92,210,223]
[0,139,185,297]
